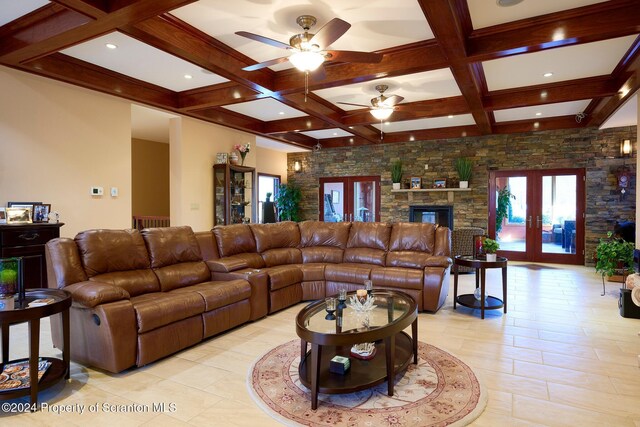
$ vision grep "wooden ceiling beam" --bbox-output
[50,0,108,19]
[467,0,640,62]
[178,83,263,111]
[189,107,265,133]
[321,125,480,147]
[494,116,583,134]
[266,132,318,148]
[263,116,330,134]
[418,0,493,134]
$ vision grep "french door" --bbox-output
[488,169,585,265]
[319,176,380,222]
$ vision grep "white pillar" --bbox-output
[169,117,183,226]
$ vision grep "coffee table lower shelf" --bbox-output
[455,294,504,311]
[298,331,413,394]
[0,357,68,401]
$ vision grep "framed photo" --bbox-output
[33,204,51,223]
[6,207,32,224]
[473,235,487,258]
[433,179,447,189]
[410,177,422,189]
[331,190,340,204]
[7,202,39,211]
[0,207,5,224]
[215,153,228,164]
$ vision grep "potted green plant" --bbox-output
[483,238,500,262]
[496,186,515,234]
[595,232,634,279]
[454,157,472,188]
[274,181,302,222]
[391,160,403,190]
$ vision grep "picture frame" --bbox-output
[6,207,32,224]
[410,177,422,189]
[433,179,447,189]
[331,190,340,204]
[32,204,51,223]
[0,207,5,224]
[215,153,228,164]
[473,235,487,258]
[7,202,39,211]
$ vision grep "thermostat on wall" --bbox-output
[90,186,104,196]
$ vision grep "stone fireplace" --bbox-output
[409,205,453,229]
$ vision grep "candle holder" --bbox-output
[325,297,337,320]
[338,288,347,309]
[0,257,22,300]
[364,280,373,296]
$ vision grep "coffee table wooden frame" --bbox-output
[295,290,418,410]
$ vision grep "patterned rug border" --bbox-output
[246,339,488,427]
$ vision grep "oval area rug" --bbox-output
[248,339,487,427]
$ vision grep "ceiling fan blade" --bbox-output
[310,65,326,81]
[325,50,383,63]
[309,18,350,49]
[242,56,289,71]
[235,31,291,50]
[337,101,372,108]
[381,95,405,107]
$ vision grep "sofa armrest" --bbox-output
[206,258,248,273]
[64,281,130,308]
[425,256,452,268]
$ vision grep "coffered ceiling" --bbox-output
[0,0,638,150]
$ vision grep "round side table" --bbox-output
[453,255,508,319]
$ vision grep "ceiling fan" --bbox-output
[337,84,404,121]
[236,15,383,97]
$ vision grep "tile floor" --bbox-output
[1,262,639,426]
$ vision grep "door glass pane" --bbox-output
[258,175,279,224]
[323,182,344,222]
[496,176,527,252]
[542,174,577,254]
[353,180,376,222]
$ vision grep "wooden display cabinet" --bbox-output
[213,164,256,225]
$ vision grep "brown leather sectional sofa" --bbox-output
[45,221,451,373]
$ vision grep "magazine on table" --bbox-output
[0,359,51,391]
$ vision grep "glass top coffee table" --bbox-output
[295,290,418,410]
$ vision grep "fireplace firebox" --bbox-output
[409,205,453,229]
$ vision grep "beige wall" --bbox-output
[131,138,170,217]
[0,67,131,238]
[256,146,288,182]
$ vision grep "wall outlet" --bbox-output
[90,186,104,196]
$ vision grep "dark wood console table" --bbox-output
[0,223,64,289]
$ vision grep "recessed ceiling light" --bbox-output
[543,72,554,78]
[409,136,415,141]
[105,43,117,49]
[278,111,285,115]
[332,132,338,136]
[349,138,354,144]
[533,122,540,128]
[448,115,454,119]
[540,91,548,98]
[462,131,467,137]
[496,0,524,6]
[535,112,542,116]
[184,74,193,79]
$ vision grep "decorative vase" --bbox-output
[229,152,239,165]
[459,181,469,189]
[486,253,497,262]
[240,152,247,166]
[392,182,401,190]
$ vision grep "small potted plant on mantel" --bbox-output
[454,157,472,189]
[483,238,500,262]
[391,160,403,190]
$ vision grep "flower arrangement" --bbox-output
[234,143,251,165]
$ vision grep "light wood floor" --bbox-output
[2,262,639,426]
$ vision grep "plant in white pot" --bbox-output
[483,238,499,262]
[454,157,472,189]
[391,160,403,190]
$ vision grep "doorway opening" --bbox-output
[319,176,380,222]
[258,173,280,223]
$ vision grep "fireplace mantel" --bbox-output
[391,188,471,203]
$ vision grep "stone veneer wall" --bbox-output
[287,126,637,265]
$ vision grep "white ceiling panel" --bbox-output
[0,0,49,27]
[494,100,591,122]
[483,35,638,91]
[372,114,476,132]
[171,0,433,71]
[257,136,310,152]
[314,69,462,110]
[300,128,353,139]
[468,0,607,29]
[600,93,638,130]
[222,98,307,121]
[61,32,228,91]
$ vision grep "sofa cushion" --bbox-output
[262,248,302,267]
[299,221,351,249]
[385,251,432,269]
[265,265,303,291]
[131,291,205,333]
[213,224,256,257]
[142,226,203,268]
[389,222,436,253]
[371,267,424,291]
[90,270,160,297]
[347,222,391,251]
[300,263,326,282]
[153,261,211,292]
[171,279,251,311]
[344,247,386,266]
[300,247,344,264]
[250,222,300,252]
[75,229,150,277]
[325,263,372,284]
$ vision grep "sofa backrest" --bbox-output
[434,226,452,257]
[212,223,265,268]
[45,238,88,289]
[250,222,301,267]
[387,222,436,268]
[344,222,391,266]
[299,221,351,263]
[75,229,160,296]
[142,226,210,292]
[195,230,219,260]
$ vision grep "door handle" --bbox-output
[527,216,532,229]
[536,216,542,229]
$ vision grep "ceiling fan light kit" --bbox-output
[289,51,325,72]
[370,108,394,120]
